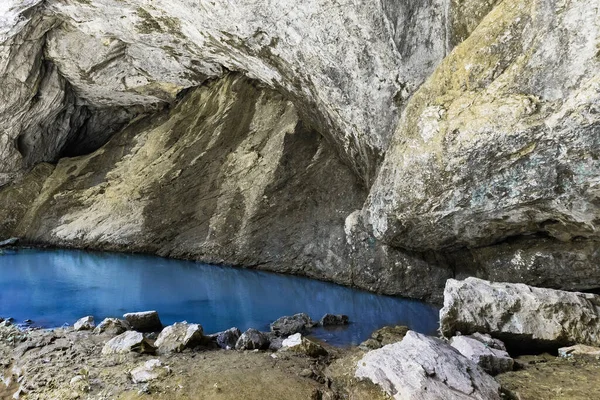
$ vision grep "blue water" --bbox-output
[0,249,439,346]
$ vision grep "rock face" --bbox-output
[450,335,513,375]
[154,322,203,354]
[365,0,600,292]
[0,0,599,301]
[440,278,600,349]
[355,331,501,400]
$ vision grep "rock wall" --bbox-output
[3,74,451,301]
[1,0,599,301]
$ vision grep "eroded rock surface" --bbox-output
[366,0,600,256]
[440,278,600,349]
[355,331,501,400]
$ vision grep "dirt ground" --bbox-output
[498,353,600,400]
[0,324,387,400]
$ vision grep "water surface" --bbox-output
[0,249,439,345]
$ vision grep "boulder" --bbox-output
[281,333,328,358]
[235,329,270,351]
[450,335,513,375]
[558,344,600,359]
[355,331,501,400]
[73,316,95,331]
[154,322,203,354]
[93,318,130,336]
[130,359,171,383]
[101,331,156,355]
[270,313,314,337]
[123,311,162,333]
[320,314,349,327]
[360,325,410,350]
[215,327,241,350]
[440,278,600,349]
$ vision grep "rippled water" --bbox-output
[0,248,439,346]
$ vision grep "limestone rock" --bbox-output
[320,314,349,327]
[559,344,600,359]
[101,331,156,355]
[355,331,501,400]
[73,316,95,331]
[123,311,162,333]
[270,313,314,337]
[93,318,130,336]
[130,359,170,384]
[154,322,203,354]
[440,278,600,349]
[450,335,513,375]
[281,333,328,358]
[215,328,241,350]
[366,0,600,258]
[235,329,270,351]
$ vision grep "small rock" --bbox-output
[130,359,170,383]
[0,237,19,247]
[356,331,501,400]
[268,336,284,351]
[70,375,85,386]
[359,338,382,350]
[372,325,409,344]
[155,322,203,354]
[74,316,95,331]
[102,331,156,355]
[235,329,270,350]
[320,314,349,326]
[559,344,600,359]
[270,313,314,337]
[123,311,162,332]
[215,327,241,350]
[450,335,514,375]
[470,332,507,351]
[93,318,130,336]
[281,333,328,358]
[300,368,313,378]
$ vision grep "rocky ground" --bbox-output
[3,316,600,400]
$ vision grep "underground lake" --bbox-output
[0,248,439,346]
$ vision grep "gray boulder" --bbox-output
[154,322,203,354]
[215,327,241,350]
[440,278,600,348]
[355,331,501,400]
[270,313,314,337]
[235,329,270,351]
[123,311,162,332]
[93,318,130,336]
[320,314,349,327]
[73,316,95,331]
[450,335,513,375]
[101,331,156,355]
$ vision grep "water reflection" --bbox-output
[0,249,439,345]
